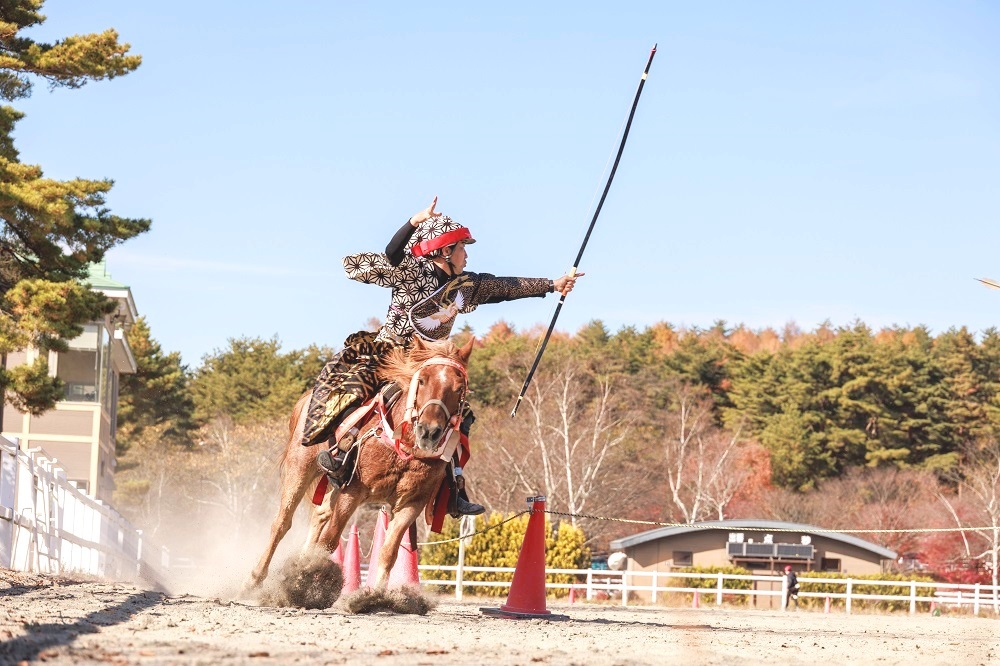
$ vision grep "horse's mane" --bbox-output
[377,339,466,388]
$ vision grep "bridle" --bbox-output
[376,356,469,460]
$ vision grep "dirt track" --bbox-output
[1,570,998,665]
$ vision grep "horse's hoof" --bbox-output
[242,577,264,594]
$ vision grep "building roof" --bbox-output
[609,519,897,560]
[86,260,128,290]
[86,261,138,323]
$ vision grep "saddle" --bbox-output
[311,383,403,507]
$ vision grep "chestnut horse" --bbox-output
[248,335,474,592]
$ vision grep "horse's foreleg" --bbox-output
[247,466,316,589]
[370,504,422,590]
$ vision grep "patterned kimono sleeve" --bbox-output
[343,251,420,287]
[460,272,552,313]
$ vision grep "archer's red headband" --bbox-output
[411,227,475,258]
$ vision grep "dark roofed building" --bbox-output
[610,519,896,576]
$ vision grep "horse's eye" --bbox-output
[418,378,425,386]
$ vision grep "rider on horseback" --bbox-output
[301,197,581,516]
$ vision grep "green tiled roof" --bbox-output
[86,260,129,290]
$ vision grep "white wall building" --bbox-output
[2,262,137,502]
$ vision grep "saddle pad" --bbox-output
[333,383,401,443]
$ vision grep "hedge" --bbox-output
[797,572,937,612]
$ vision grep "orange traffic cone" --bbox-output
[824,596,831,614]
[693,591,700,609]
[388,523,420,588]
[568,586,577,604]
[366,509,390,585]
[481,496,568,620]
[341,524,362,594]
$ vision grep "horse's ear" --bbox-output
[412,335,427,352]
[458,335,475,365]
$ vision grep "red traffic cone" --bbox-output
[693,591,700,609]
[366,509,390,585]
[482,496,568,620]
[824,596,831,614]
[341,524,362,594]
[388,523,420,588]
[568,586,577,604]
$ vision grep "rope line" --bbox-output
[541,509,996,535]
[416,510,530,547]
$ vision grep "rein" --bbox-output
[378,356,468,460]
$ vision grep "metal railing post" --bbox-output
[135,529,143,577]
[456,533,465,601]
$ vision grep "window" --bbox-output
[673,551,693,567]
[99,327,112,413]
[821,558,841,572]
[57,325,102,403]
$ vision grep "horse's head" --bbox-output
[380,335,475,456]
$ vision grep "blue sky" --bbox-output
[14,2,1000,366]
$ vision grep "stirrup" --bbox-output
[317,448,350,489]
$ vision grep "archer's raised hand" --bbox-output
[410,196,442,227]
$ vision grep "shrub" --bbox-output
[421,511,591,597]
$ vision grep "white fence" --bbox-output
[417,565,1000,615]
[0,437,169,584]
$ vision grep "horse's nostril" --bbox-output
[413,422,442,446]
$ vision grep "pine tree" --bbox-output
[0,1,147,413]
[116,317,194,455]
[933,328,993,444]
[190,336,313,425]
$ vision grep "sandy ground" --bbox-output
[1,569,998,666]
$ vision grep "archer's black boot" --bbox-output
[455,488,485,516]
